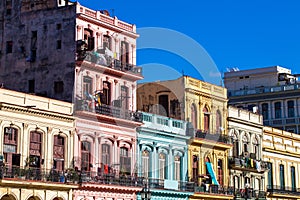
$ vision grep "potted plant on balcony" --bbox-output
[65,168,80,183]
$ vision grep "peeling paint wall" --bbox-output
[0,0,76,102]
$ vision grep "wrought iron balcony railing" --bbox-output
[267,185,300,195]
[145,178,195,192]
[76,49,142,76]
[79,171,144,187]
[75,99,143,122]
[194,184,234,195]
[195,130,230,144]
[0,166,78,183]
[234,188,266,199]
[228,156,268,172]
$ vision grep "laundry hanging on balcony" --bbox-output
[205,162,219,185]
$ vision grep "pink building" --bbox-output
[72,3,144,200]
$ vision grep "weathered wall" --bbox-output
[0,1,76,102]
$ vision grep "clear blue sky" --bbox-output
[78,0,300,84]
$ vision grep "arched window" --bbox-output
[232,132,239,157]
[253,137,259,159]
[3,127,19,168]
[280,164,285,189]
[291,166,296,191]
[29,131,42,168]
[159,152,167,179]
[216,110,222,134]
[203,107,210,132]
[142,150,150,178]
[191,104,197,129]
[53,135,65,171]
[174,156,181,181]
[81,141,91,171]
[120,147,131,175]
[102,143,110,165]
[242,135,248,153]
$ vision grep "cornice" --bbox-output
[0,103,74,122]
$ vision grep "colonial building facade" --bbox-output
[263,127,300,200]
[1,0,144,198]
[224,66,300,134]
[227,106,267,200]
[0,88,77,200]
[136,112,193,199]
[137,76,234,200]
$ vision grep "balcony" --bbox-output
[194,184,234,195]
[0,166,78,184]
[228,83,300,97]
[80,171,144,187]
[228,156,268,173]
[195,130,231,144]
[145,178,194,192]
[76,48,142,77]
[75,98,143,122]
[234,188,267,199]
[267,185,300,196]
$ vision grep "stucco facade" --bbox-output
[136,112,193,200]
[263,127,300,200]
[227,106,267,200]
[0,88,77,200]
[137,76,233,200]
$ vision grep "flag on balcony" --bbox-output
[104,164,109,174]
[205,162,219,185]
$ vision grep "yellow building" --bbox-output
[0,88,78,200]
[263,127,300,200]
[137,76,233,200]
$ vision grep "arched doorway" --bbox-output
[0,195,16,200]
[53,198,63,200]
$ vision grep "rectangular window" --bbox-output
[102,81,111,105]
[120,147,131,175]
[262,103,269,120]
[288,100,295,118]
[28,79,35,93]
[53,135,65,171]
[54,81,64,94]
[6,41,13,54]
[6,0,12,15]
[56,23,62,30]
[217,159,223,185]
[142,150,150,178]
[56,40,62,49]
[275,102,282,119]
[83,77,92,100]
[121,86,129,109]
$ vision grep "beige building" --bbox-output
[227,106,267,199]
[138,76,234,200]
[263,127,300,200]
[0,88,77,200]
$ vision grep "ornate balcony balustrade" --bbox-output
[75,98,143,122]
[195,130,230,144]
[228,156,268,173]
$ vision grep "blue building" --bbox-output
[136,112,194,200]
